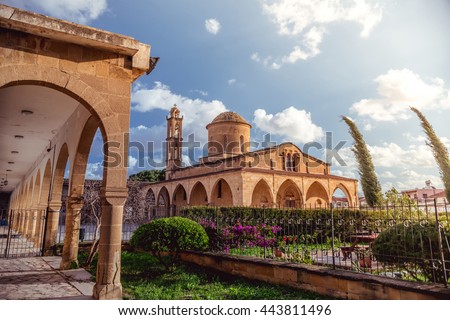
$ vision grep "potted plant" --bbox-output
[355,247,372,268]
[273,237,285,258]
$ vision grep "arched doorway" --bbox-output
[251,179,273,207]
[144,188,156,218]
[189,182,208,206]
[172,184,188,215]
[157,187,170,217]
[276,179,302,208]
[305,181,329,208]
[332,184,352,208]
[211,179,233,206]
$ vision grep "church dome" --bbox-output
[210,111,250,125]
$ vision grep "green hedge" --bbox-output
[372,221,450,283]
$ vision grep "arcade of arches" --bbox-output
[0,5,155,299]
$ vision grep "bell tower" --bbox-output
[166,104,183,179]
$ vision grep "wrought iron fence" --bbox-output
[182,200,450,286]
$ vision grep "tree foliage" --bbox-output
[342,116,382,206]
[130,217,209,270]
[411,107,450,203]
[129,169,165,182]
[372,222,450,283]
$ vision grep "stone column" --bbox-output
[43,201,61,256]
[12,210,19,231]
[17,210,24,233]
[93,187,127,300]
[34,206,47,247]
[23,210,31,237]
[60,196,83,270]
[28,208,38,242]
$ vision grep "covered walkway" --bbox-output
[0,256,94,300]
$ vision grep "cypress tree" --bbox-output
[410,107,450,203]
[342,116,382,206]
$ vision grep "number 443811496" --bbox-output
[259,304,331,316]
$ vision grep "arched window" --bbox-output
[286,154,293,171]
[240,135,244,152]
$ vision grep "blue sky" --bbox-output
[5,0,450,193]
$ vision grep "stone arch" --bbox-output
[172,184,188,215]
[305,181,329,208]
[0,68,112,138]
[331,183,352,208]
[251,179,274,207]
[276,179,303,208]
[157,186,170,217]
[144,188,156,218]
[69,116,100,197]
[32,169,41,207]
[50,143,69,203]
[189,181,208,206]
[211,178,234,206]
[61,116,101,269]
[40,160,52,206]
[26,179,33,209]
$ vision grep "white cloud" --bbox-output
[351,69,450,121]
[228,79,237,85]
[131,81,228,142]
[280,26,325,64]
[369,142,436,169]
[205,18,221,35]
[190,89,208,96]
[381,171,396,178]
[85,162,103,180]
[332,140,445,192]
[331,168,357,180]
[5,0,108,24]
[254,0,383,68]
[128,155,138,168]
[396,170,442,190]
[253,106,324,143]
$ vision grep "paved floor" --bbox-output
[0,256,95,300]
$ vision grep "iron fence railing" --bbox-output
[182,200,449,286]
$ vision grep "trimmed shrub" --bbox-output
[372,221,450,283]
[130,217,209,269]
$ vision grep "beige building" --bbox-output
[142,106,358,214]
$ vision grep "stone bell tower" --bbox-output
[166,104,183,179]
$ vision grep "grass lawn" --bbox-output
[80,250,334,300]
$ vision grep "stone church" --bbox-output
[141,105,358,215]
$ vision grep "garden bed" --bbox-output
[79,250,332,300]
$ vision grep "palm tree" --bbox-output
[342,116,382,206]
[410,107,450,203]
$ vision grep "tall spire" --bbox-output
[165,104,183,179]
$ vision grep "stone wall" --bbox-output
[180,251,450,300]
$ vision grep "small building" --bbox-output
[401,180,445,203]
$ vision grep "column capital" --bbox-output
[67,195,84,210]
[100,187,128,206]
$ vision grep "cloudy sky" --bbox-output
[5,0,450,193]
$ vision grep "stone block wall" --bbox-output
[180,251,450,300]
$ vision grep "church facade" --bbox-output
[141,106,358,215]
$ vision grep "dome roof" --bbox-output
[210,111,249,125]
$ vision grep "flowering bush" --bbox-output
[221,222,281,252]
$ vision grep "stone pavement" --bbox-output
[0,256,95,299]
